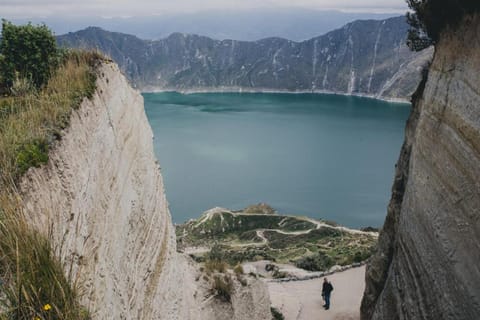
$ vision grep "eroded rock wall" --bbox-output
[362,14,480,320]
[19,62,272,320]
[20,63,185,319]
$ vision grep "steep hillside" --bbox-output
[58,16,432,101]
[14,61,272,320]
[18,62,181,319]
[361,13,480,320]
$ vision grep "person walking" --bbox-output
[322,277,334,310]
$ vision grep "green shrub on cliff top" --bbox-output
[0,20,59,92]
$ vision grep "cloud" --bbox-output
[0,0,408,18]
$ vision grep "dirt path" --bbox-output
[268,266,366,320]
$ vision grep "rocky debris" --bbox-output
[362,14,480,320]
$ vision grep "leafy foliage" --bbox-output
[15,139,49,175]
[0,20,58,92]
[406,0,480,51]
[294,251,334,272]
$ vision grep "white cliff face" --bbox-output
[20,62,183,319]
[362,14,480,320]
[19,62,272,320]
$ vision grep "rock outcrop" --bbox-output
[57,16,432,101]
[361,14,480,320]
[19,62,271,319]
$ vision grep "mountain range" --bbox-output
[58,16,433,101]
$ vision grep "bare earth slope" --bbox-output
[362,14,480,320]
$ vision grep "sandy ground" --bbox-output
[268,266,365,320]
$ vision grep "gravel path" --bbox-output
[268,266,365,320]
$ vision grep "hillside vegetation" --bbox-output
[177,206,377,273]
[0,21,100,320]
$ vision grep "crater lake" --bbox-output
[144,92,410,228]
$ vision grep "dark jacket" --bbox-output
[322,282,333,295]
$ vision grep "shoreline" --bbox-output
[140,86,411,104]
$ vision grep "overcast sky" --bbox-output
[1,0,408,18]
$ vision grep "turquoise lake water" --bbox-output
[143,92,410,228]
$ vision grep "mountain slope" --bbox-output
[58,16,432,100]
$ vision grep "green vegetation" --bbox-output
[177,208,378,274]
[211,275,234,302]
[177,209,316,247]
[0,20,58,92]
[0,50,98,185]
[406,0,480,51]
[0,201,89,319]
[0,21,102,320]
[295,252,334,272]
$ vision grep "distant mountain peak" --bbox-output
[58,16,432,100]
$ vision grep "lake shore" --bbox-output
[141,86,411,104]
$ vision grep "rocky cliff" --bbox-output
[361,14,480,320]
[18,62,271,319]
[58,16,432,101]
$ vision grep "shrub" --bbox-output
[206,243,225,262]
[15,139,49,175]
[0,20,59,92]
[295,252,334,272]
[212,275,234,302]
[205,260,227,273]
[271,307,285,320]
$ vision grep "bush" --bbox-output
[15,139,49,175]
[295,252,334,272]
[0,20,59,92]
[212,275,234,302]
[406,0,480,51]
[206,243,225,261]
[271,307,285,320]
[205,260,227,273]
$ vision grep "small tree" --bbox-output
[0,20,58,92]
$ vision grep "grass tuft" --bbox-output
[211,275,233,302]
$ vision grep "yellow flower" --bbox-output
[43,303,52,311]
[34,317,41,320]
